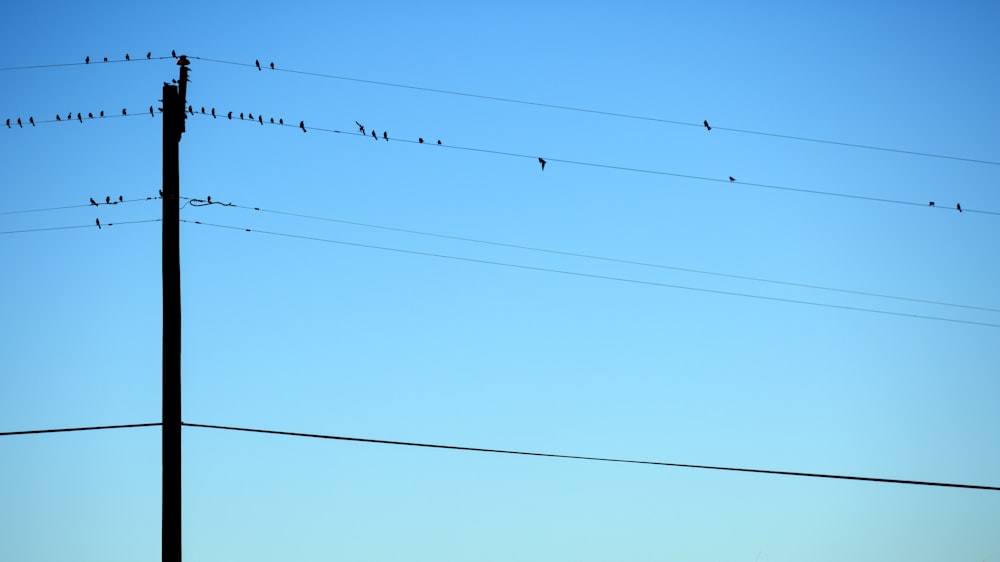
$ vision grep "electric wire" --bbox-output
[0,55,173,71]
[0,422,162,436]
[181,218,1000,329]
[182,422,1000,492]
[0,218,161,235]
[190,55,1000,167]
[0,197,160,216]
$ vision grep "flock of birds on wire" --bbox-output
[2,51,967,216]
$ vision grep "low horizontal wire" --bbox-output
[0,196,159,216]
[211,201,998,315]
[0,422,162,436]
[2,110,160,128]
[181,219,1000,330]
[190,55,1000,167]
[182,422,1000,492]
[178,112,999,216]
[0,54,173,71]
[0,218,161,235]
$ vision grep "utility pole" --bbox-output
[162,55,189,562]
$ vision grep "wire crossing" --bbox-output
[182,422,1000,492]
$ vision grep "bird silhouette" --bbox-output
[240,112,244,120]
[437,140,441,145]
[85,56,90,64]
[929,201,935,207]
[383,131,388,141]
[122,108,127,116]
[418,137,424,143]
[66,112,72,120]
[356,121,365,134]
[103,57,108,62]
[125,53,130,61]
[270,62,275,70]
[90,197,98,206]
[248,112,253,120]
[227,111,233,120]
[56,114,61,121]
[371,130,377,140]
[703,120,711,131]
[729,176,735,182]
[119,195,123,202]
[300,120,307,133]
[106,196,111,204]
[538,157,547,171]
[96,218,101,230]
[201,107,205,114]
[88,112,94,119]
[146,52,151,59]
[150,106,154,117]
[159,189,163,197]
[279,118,283,125]
[5,119,9,128]
[29,116,35,126]
[258,115,263,125]
[270,117,274,124]
[211,108,216,118]
[255,59,261,71]
[957,203,962,213]
[17,118,22,128]
[188,106,194,115]
[172,49,177,58]
[207,195,212,203]
[77,113,82,123]
[100,110,104,117]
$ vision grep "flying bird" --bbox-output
[418,137,424,143]
[929,201,935,207]
[957,203,962,213]
[300,120,307,132]
[371,130,377,140]
[90,198,98,206]
[96,218,101,230]
[356,121,365,134]
[538,157,547,171]
[85,56,90,64]
[729,176,735,182]
[255,59,261,71]
[383,131,388,141]
[29,116,35,126]
[125,53,130,61]
[106,196,111,204]
[703,120,711,131]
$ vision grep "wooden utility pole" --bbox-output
[162,55,189,562]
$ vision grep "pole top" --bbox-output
[177,55,190,66]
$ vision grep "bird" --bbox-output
[258,115,263,125]
[90,197,98,206]
[17,118,22,128]
[299,120,307,133]
[122,108,127,115]
[103,57,108,62]
[437,140,441,145]
[957,203,962,213]
[85,56,90,64]
[729,176,735,182]
[270,62,274,70]
[88,112,94,119]
[703,120,711,131]
[119,195,123,203]
[418,137,424,143]
[56,114,61,121]
[227,111,233,120]
[5,119,9,128]
[29,116,35,126]
[96,218,101,230]
[106,196,111,204]
[67,112,72,120]
[150,106,154,117]
[248,112,253,120]
[172,49,177,58]
[383,131,388,141]
[100,110,104,117]
[270,117,274,124]
[207,195,212,203]
[255,59,261,71]
[279,118,284,125]
[211,108,216,118]
[371,130,377,140]
[125,53,130,61]
[356,121,365,134]
[538,157,547,171]
[146,52,151,59]
[159,189,163,197]
[240,112,244,120]
[929,201,935,207]
[77,113,82,123]
[188,106,194,115]
[201,107,205,114]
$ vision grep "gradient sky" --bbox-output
[2,2,998,561]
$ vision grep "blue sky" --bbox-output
[2,1,998,561]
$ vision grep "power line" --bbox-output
[206,200,998,315]
[2,109,161,128]
[0,218,161,235]
[0,196,160,216]
[182,422,1000,492]
[190,55,1000,167]
[0,54,173,71]
[0,422,161,437]
[181,218,1000,330]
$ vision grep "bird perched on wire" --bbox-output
[207,196,212,203]
[96,218,101,230]
[255,59,262,71]
[929,201,935,207]
[201,107,205,114]
[270,62,274,70]
[150,106,154,117]
[106,196,111,204]
[300,120,307,133]
[119,195,123,203]
[227,111,232,120]
[125,53,130,61]
[172,49,176,58]
[5,119,9,128]
[104,57,108,62]
[957,203,962,213]
[122,108,127,115]
[88,112,94,119]
[67,112,72,120]
[383,131,388,141]
[56,114,62,121]
[211,108,216,118]
[188,106,194,115]
[85,56,90,64]
[418,137,424,143]
[437,140,441,144]
[729,176,735,182]
[29,116,35,126]
[90,197,98,206]
[371,130,377,140]
[17,118,22,128]
[279,118,283,125]
[356,121,365,135]
[258,115,263,125]
[703,120,711,131]
[538,157,547,171]
[248,112,253,120]
[100,110,104,117]
[77,113,82,123]
[240,112,244,120]
[146,52,151,59]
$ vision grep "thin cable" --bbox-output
[184,111,1000,216]
[182,219,1000,329]
[182,422,1000,492]
[218,201,1000,315]
[0,422,161,436]
[191,55,1000,167]
[0,197,159,216]
[0,218,161,235]
[0,55,174,72]
[2,110,160,128]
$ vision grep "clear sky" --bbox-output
[2,1,998,561]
